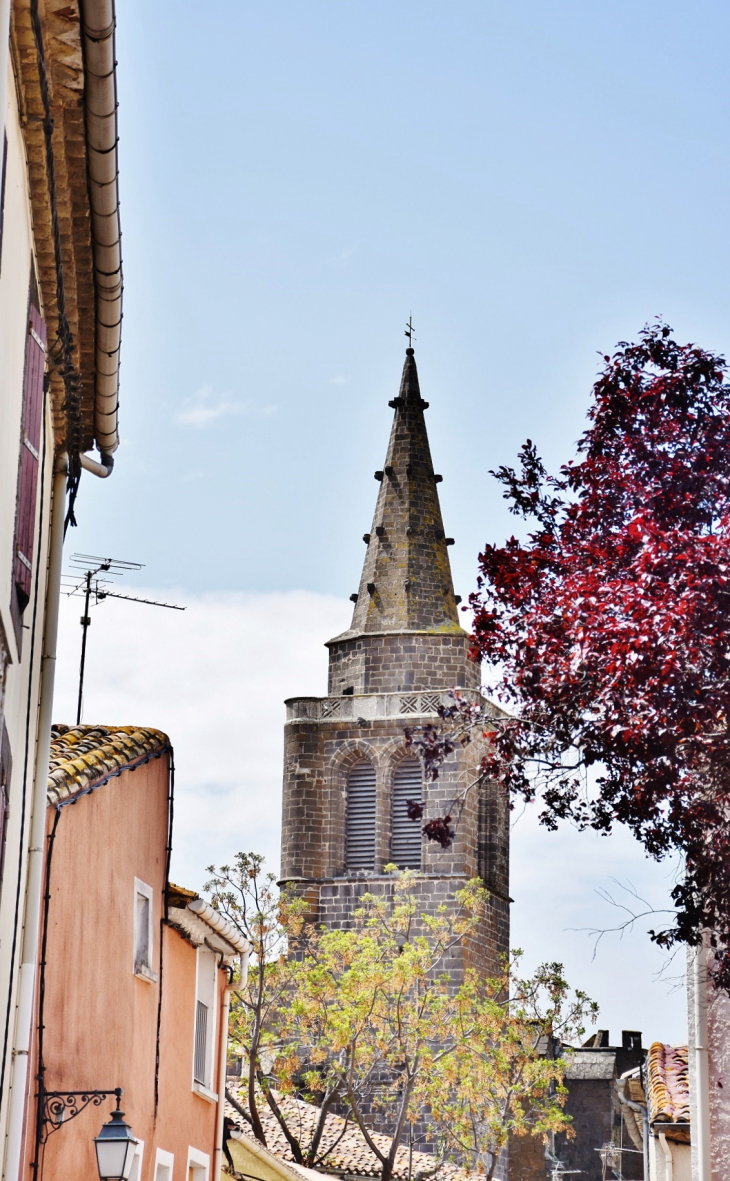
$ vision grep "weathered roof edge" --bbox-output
[167,884,251,958]
[47,724,169,804]
[10,0,121,458]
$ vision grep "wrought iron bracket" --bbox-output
[39,1085,121,1146]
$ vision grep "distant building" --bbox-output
[552,1030,644,1181]
[618,1043,690,1181]
[0,0,124,1172]
[19,725,249,1181]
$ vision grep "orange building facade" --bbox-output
[20,725,247,1181]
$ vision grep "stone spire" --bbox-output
[349,347,462,635]
[326,347,478,695]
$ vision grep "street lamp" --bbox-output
[94,1090,138,1180]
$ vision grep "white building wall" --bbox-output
[0,56,55,1157]
[688,944,730,1181]
[649,1135,691,1181]
[706,984,730,1180]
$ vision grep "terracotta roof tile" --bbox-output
[647,1043,689,1142]
[47,724,169,804]
[225,1087,472,1181]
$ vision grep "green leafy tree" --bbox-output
[275,869,487,1181]
[204,853,312,1149]
[426,958,598,1181]
[205,856,595,1181]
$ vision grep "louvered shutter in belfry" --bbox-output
[345,761,376,871]
[14,305,46,607]
[391,758,422,869]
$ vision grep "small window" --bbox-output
[187,1146,210,1181]
[153,1148,174,1181]
[194,1000,208,1085]
[391,757,422,869]
[133,878,156,981]
[128,1139,144,1181]
[0,721,12,897]
[193,947,217,1096]
[345,760,376,871]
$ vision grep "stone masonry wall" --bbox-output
[282,714,495,878]
[327,632,481,695]
[280,709,510,978]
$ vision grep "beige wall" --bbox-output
[21,756,228,1180]
[648,1135,691,1181]
[0,56,55,1157]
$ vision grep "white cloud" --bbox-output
[329,375,350,386]
[176,385,277,427]
[53,588,352,884]
[52,586,686,1046]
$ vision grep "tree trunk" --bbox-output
[247,1048,267,1144]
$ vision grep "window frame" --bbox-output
[127,1138,144,1181]
[344,758,377,872]
[192,946,218,1101]
[153,1148,174,1181]
[186,1145,210,1181]
[133,878,157,982]
[390,756,423,870]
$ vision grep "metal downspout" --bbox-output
[3,455,67,1181]
[658,1131,673,1181]
[617,1076,650,1181]
[693,940,712,1181]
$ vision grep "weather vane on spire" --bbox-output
[404,315,415,347]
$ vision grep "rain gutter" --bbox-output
[80,0,122,474]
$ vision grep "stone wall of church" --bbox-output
[279,706,510,977]
[281,712,486,878]
[326,632,481,695]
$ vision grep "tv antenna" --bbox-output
[62,553,185,726]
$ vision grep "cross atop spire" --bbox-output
[342,346,463,637]
[404,315,415,348]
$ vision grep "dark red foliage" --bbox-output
[422,816,455,849]
[467,323,730,988]
[406,799,425,821]
[404,722,455,780]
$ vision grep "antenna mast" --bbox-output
[63,554,184,725]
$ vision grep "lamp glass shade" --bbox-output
[94,1106,138,1180]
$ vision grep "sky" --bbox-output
[52,0,730,1045]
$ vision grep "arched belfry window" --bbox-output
[391,757,422,869]
[345,760,376,871]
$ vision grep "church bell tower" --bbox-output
[280,347,509,979]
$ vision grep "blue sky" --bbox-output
[75,0,730,599]
[57,0,730,1043]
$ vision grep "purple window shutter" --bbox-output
[0,724,11,896]
[13,306,46,606]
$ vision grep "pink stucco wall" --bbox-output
[21,755,228,1179]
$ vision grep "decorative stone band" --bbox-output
[285,688,498,723]
[279,872,513,903]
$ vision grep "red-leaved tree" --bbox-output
[414,323,730,989]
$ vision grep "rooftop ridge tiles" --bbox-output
[47,723,169,804]
[225,1086,472,1181]
[647,1042,690,1137]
